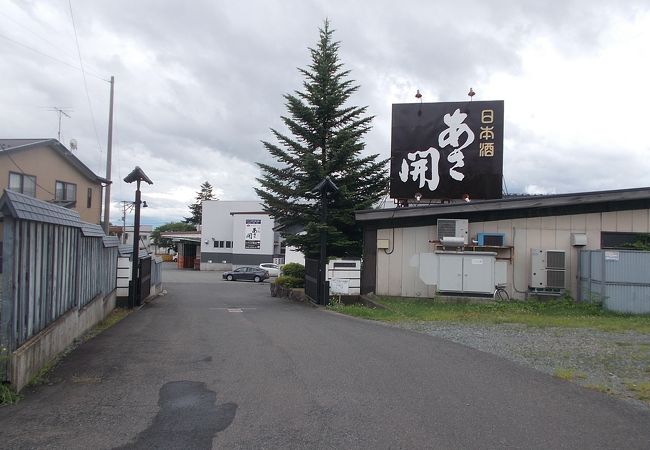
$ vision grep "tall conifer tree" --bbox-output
[184,181,216,225]
[256,20,388,257]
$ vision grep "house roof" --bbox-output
[0,138,109,184]
[355,186,650,227]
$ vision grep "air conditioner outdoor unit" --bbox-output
[477,232,506,246]
[437,219,469,244]
[530,249,566,289]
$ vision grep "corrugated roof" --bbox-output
[0,189,82,227]
[102,236,120,248]
[118,244,150,259]
[80,222,106,237]
[355,186,650,222]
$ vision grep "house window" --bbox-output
[87,188,92,208]
[213,241,219,248]
[55,181,77,203]
[226,241,232,248]
[219,240,225,248]
[8,172,36,197]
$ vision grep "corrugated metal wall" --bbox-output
[79,235,118,308]
[579,250,650,314]
[3,218,118,349]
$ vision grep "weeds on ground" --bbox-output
[626,382,650,401]
[330,296,650,333]
[585,384,611,394]
[0,383,21,405]
[553,368,586,381]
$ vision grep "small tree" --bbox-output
[184,181,216,225]
[151,222,196,250]
[256,20,388,258]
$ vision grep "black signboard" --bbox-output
[390,100,504,200]
[245,240,261,249]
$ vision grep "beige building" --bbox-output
[0,139,107,224]
[356,187,650,301]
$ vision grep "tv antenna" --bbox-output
[49,107,73,141]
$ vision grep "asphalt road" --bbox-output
[1,264,649,449]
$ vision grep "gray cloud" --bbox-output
[2,0,649,225]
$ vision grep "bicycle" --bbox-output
[493,285,510,302]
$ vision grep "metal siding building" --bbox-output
[355,187,650,309]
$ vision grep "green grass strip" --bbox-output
[330,297,650,333]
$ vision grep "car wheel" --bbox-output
[254,276,261,283]
[227,275,233,281]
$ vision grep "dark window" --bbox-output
[213,241,219,248]
[220,240,224,248]
[87,188,92,208]
[226,241,232,248]
[8,171,36,197]
[55,181,77,203]
[601,231,650,249]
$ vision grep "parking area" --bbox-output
[161,262,276,284]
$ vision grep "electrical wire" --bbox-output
[0,11,79,63]
[0,32,108,82]
[68,0,105,162]
[5,152,57,197]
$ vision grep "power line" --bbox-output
[5,152,57,197]
[0,10,79,63]
[68,0,104,161]
[0,32,108,82]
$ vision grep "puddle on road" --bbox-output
[115,380,237,449]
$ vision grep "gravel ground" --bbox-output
[392,321,650,410]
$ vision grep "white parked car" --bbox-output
[259,263,281,277]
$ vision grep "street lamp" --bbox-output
[123,166,153,308]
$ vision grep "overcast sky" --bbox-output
[2,0,650,226]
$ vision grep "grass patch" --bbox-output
[626,382,650,401]
[0,383,21,405]
[84,308,130,340]
[330,296,650,332]
[553,368,586,381]
[585,384,611,394]
[329,303,395,321]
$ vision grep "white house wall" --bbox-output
[200,200,274,270]
[375,209,650,300]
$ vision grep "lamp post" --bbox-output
[313,176,339,305]
[123,166,153,308]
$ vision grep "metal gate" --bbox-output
[305,258,328,305]
[138,257,151,305]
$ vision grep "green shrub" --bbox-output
[281,263,305,279]
[275,275,304,288]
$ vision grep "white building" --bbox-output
[200,200,278,270]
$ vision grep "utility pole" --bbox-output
[103,76,115,234]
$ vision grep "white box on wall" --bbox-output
[571,233,587,246]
